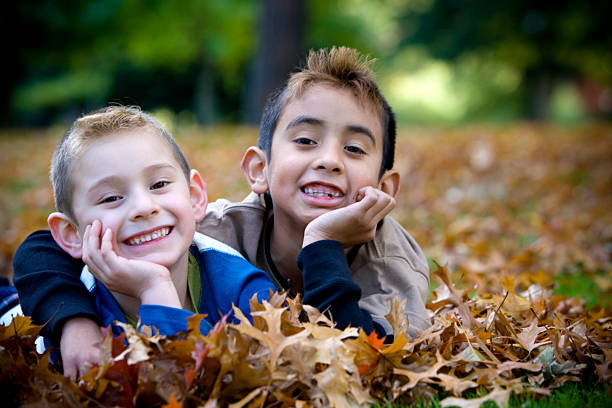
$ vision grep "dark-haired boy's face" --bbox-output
[265,84,385,230]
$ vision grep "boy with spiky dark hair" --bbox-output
[13,47,430,379]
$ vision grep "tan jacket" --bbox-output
[197,193,431,335]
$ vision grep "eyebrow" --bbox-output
[143,163,178,174]
[286,115,324,129]
[286,115,376,145]
[346,124,375,145]
[86,163,178,193]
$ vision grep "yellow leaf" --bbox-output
[114,321,151,365]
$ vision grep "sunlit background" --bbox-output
[4,0,611,127]
[1,1,611,290]
[1,4,611,404]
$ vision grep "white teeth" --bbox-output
[304,187,342,198]
[128,227,170,245]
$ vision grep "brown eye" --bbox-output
[345,145,365,155]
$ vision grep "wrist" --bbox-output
[139,279,181,308]
[303,225,330,247]
[62,316,102,338]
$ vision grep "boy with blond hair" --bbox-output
[47,105,276,335]
[14,47,430,378]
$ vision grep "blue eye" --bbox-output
[295,137,316,145]
[151,180,169,190]
[100,195,121,204]
[345,145,365,155]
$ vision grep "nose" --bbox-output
[313,142,344,173]
[128,188,159,221]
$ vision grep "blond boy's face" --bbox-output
[266,84,384,229]
[70,129,198,268]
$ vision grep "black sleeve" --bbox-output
[298,240,385,337]
[12,230,100,344]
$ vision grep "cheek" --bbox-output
[97,218,120,236]
[84,210,122,232]
[350,167,379,188]
[170,197,198,221]
[265,166,284,192]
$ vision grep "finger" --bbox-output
[353,187,379,212]
[81,224,91,263]
[82,224,103,273]
[83,223,106,276]
[98,228,116,268]
[79,361,92,378]
[372,196,395,220]
[354,185,379,203]
[99,228,127,278]
[83,220,102,263]
[354,187,387,217]
[63,361,77,381]
[90,220,102,249]
[364,193,395,223]
[100,227,113,256]
[354,189,366,202]
[355,189,393,227]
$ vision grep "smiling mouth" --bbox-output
[302,185,344,198]
[126,227,171,246]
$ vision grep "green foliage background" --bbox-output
[4,0,612,126]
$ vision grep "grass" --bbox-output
[509,381,611,408]
[380,380,611,407]
[554,262,611,309]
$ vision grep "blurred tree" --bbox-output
[10,0,609,126]
[307,0,400,56]
[9,0,256,125]
[1,3,23,125]
[244,0,306,124]
[396,0,612,119]
[244,0,396,123]
[8,0,407,126]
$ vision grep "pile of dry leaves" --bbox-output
[1,124,610,407]
[1,261,610,407]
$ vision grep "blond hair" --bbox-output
[50,105,190,221]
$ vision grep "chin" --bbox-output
[299,209,330,224]
[135,251,182,268]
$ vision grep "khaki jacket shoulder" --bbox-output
[197,193,431,336]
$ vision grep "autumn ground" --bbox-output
[0,123,610,407]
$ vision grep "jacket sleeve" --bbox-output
[298,240,385,337]
[139,305,212,336]
[356,256,430,338]
[12,230,100,344]
[353,217,431,338]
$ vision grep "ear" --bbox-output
[378,169,400,198]
[47,212,83,259]
[240,146,269,194]
[189,169,208,222]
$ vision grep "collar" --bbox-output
[263,215,298,297]
[187,248,201,314]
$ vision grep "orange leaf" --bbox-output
[358,364,371,376]
[367,330,385,350]
[163,394,182,408]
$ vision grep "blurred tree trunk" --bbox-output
[0,3,20,125]
[243,0,305,124]
[194,60,216,125]
[526,70,555,121]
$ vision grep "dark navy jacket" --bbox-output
[79,232,274,336]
